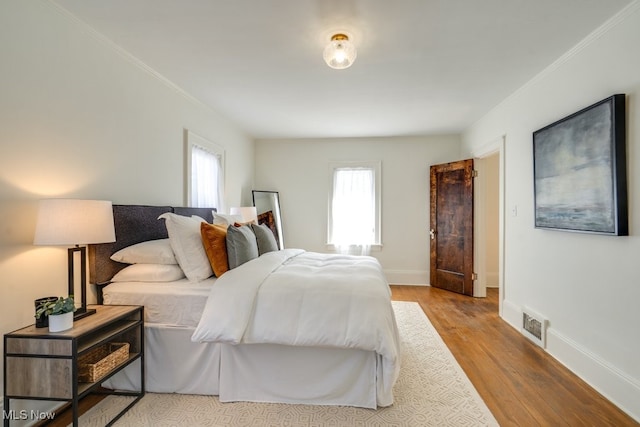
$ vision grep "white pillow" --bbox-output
[111,264,186,282]
[158,213,213,282]
[213,212,242,226]
[110,239,177,265]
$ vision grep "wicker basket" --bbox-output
[78,342,130,383]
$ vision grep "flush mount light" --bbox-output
[323,33,357,69]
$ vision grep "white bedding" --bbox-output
[103,277,215,327]
[192,248,401,407]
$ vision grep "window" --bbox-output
[185,130,224,210]
[328,161,381,253]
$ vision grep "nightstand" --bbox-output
[3,305,144,427]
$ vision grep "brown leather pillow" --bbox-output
[200,222,229,277]
[233,220,257,227]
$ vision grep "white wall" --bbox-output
[0,0,254,400]
[255,135,461,285]
[462,3,640,420]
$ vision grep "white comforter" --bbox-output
[191,248,401,406]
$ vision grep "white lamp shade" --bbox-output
[230,206,258,224]
[33,199,116,245]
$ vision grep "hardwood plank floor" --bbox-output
[391,285,638,427]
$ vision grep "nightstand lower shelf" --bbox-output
[3,305,145,427]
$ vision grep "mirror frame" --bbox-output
[252,190,284,250]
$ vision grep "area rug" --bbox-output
[77,301,498,426]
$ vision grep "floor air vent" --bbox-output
[522,307,547,348]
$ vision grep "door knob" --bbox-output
[430,229,436,240]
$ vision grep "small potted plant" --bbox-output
[35,296,76,332]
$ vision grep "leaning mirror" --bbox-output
[252,190,284,250]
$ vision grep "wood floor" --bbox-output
[391,285,638,427]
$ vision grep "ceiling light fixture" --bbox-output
[323,33,357,70]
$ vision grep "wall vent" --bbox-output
[522,307,547,348]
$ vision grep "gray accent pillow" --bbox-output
[251,223,279,255]
[226,225,259,269]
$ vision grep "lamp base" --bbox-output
[73,307,96,321]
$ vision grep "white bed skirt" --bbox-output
[220,343,376,408]
[104,324,379,409]
[103,325,221,395]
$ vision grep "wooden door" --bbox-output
[430,159,474,296]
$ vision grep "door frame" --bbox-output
[471,135,506,316]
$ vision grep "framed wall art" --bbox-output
[533,94,627,235]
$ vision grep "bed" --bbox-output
[88,204,400,409]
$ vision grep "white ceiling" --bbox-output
[52,0,632,139]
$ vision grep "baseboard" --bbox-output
[546,330,640,422]
[383,269,428,285]
[389,283,429,287]
[500,298,640,422]
[500,298,522,330]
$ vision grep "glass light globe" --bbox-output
[323,34,357,69]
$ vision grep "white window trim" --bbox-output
[184,129,225,210]
[327,160,382,251]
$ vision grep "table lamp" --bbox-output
[33,199,115,319]
[230,206,258,224]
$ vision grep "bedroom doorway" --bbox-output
[429,136,504,311]
[472,135,505,315]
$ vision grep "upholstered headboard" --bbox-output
[88,204,215,285]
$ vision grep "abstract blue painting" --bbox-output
[533,94,627,235]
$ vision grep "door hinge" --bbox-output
[471,272,478,280]
[471,170,478,178]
